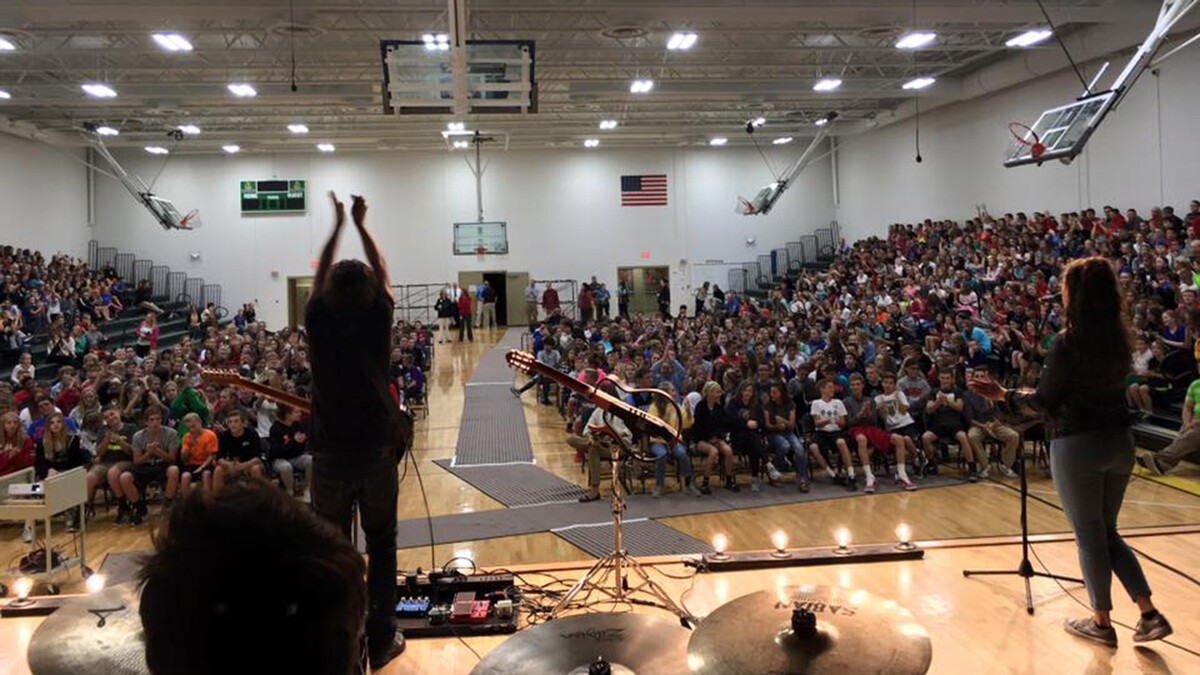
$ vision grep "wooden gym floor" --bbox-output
[1,331,1198,674]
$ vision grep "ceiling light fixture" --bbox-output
[1006,29,1054,48]
[287,123,309,134]
[151,33,193,52]
[667,32,698,50]
[709,137,727,146]
[0,89,10,100]
[82,83,118,99]
[815,117,830,127]
[317,143,336,152]
[145,146,169,155]
[0,37,15,51]
[447,121,465,132]
[452,140,469,149]
[95,125,119,136]
[583,138,600,148]
[896,32,937,49]
[599,119,618,130]
[902,77,936,90]
[629,79,654,94]
[772,136,793,145]
[222,144,240,154]
[227,83,257,97]
[177,124,201,135]
[423,33,450,51]
[813,78,842,92]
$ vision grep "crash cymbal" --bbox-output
[28,584,148,675]
[469,613,691,675]
[687,585,931,675]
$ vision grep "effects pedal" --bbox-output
[449,592,476,624]
[469,599,491,624]
[395,596,431,618]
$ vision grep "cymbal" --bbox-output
[687,585,932,675]
[28,583,148,675]
[469,613,691,675]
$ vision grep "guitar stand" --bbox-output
[962,435,1082,614]
[549,434,693,623]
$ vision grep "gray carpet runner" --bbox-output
[452,328,535,466]
[553,519,716,558]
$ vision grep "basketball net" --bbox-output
[735,196,758,216]
[1008,122,1046,160]
[177,209,203,230]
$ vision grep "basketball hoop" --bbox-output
[474,245,488,256]
[177,209,203,230]
[735,196,757,216]
[1008,122,1046,160]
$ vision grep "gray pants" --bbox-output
[272,454,312,493]
[1050,429,1151,611]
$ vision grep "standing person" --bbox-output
[969,257,1171,648]
[578,284,595,323]
[617,279,631,318]
[525,281,539,325]
[135,311,160,358]
[307,192,412,668]
[434,290,455,345]
[694,282,710,316]
[473,283,486,328]
[542,283,561,317]
[457,289,474,342]
[657,278,671,318]
[480,281,498,330]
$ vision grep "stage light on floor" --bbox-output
[85,573,107,594]
[10,577,34,608]
[710,533,730,561]
[895,523,917,551]
[833,527,853,556]
[771,530,791,558]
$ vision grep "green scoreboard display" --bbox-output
[240,179,306,213]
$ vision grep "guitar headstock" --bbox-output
[505,349,537,374]
[200,368,244,387]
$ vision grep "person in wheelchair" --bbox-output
[215,409,264,492]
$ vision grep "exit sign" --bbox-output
[241,179,306,213]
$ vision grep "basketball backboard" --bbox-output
[1004,90,1118,167]
[453,221,509,255]
[380,40,536,115]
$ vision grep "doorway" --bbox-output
[287,276,314,329]
[457,270,531,327]
[618,266,669,315]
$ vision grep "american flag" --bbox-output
[621,174,668,207]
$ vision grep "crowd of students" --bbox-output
[517,200,1200,497]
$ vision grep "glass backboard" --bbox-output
[1004,90,1118,167]
[381,40,536,115]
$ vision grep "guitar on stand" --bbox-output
[505,348,693,621]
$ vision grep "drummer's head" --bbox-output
[139,480,366,675]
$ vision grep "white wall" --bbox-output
[0,132,89,256]
[93,145,834,326]
[835,45,1200,243]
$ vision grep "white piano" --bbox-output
[0,467,87,585]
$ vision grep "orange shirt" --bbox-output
[181,428,218,467]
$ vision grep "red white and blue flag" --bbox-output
[620,174,668,207]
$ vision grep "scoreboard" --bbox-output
[240,179,306,213]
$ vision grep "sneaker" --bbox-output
[369,629,407,671]
[751,478,761,493]
[998,464,1018,479]
[686,482,702,497]
[766,463,782,482]
[1063,617,1117,648]
[1132,612,1173,643]
[864,477,876,494]
[115,502,131,525]
[1135,450,1164,475]
[699,481,712,496]
[977,467,991,480]
[967,472,980,483]
[798,479,811,493]
[651,486,663,499]
[129,503,146,526]
[845,476,857,492]
[22,521,34,543]
[724,478,740,493]
[898,477,917,491]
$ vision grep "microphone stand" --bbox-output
[962,299,1082,614]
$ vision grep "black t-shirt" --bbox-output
[306,292,409,458]
[219,429,263,462]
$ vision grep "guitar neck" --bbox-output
[517,360,679,441]
[201,372,310,413]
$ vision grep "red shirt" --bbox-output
[457,293,471,317]
[0,437,34,476]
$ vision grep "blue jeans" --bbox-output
[649,442,693,488]
[767,432,809,480]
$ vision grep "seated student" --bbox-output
[121,406,181,524]
[726,381,767,492]
[845,373,916,493]
[215,409,264,492]
[2,410,37,541]
[1140,362,1200,475]
[268,405,312,495]
[85,406,136,520]
[764,381,809,492]
[808,378,858,491]
[179,412,218,498]
[645,382,700,497]
[397,355,425,405]
[34,411,85,479]
[963,366,1021,480]
[921,370,972,475]
[691,381,736,495]
[574,380,632,503]
[139,481,367,675]
[897,359,932,403]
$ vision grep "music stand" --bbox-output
[961,423,1082,614]
[549,418,693,622]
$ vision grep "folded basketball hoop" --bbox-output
[178,209,203,230]
[1009,121,1047,160]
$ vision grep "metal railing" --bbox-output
[184,278,204,308]
[787,241,803,271]
[391,283,443,325]
[87,240,99,270]
[114,252,134,281]
[132,259,152,285]
[151,265,170,300]
[96,246,117,271]
[727,267,748,294]
[798,235,818,265]
[771,247,789,277]
[815,228,836,261]
[200,284,222,310]
[168,271,187,302]
[533,279,578,320]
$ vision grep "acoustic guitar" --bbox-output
[200,368,311,413]
[504,349,683,451]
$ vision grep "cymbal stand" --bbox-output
[549,429,693,622]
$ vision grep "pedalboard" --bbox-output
[394,570,518,638]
